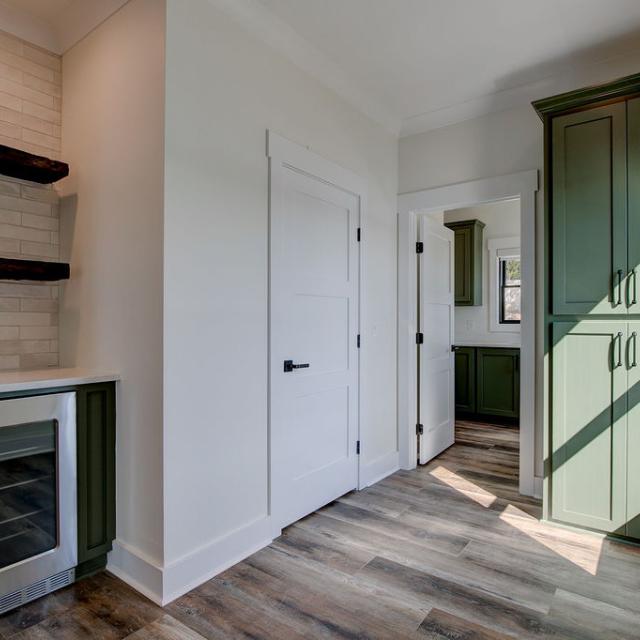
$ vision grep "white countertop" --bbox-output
[454,341,520,349]
[0,368,120,393]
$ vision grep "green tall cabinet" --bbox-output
[534,74,640,541]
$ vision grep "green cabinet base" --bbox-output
[77,383,116,565]
[75,554,109,581]
[454,346,519,425]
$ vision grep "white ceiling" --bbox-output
[251,0,640,135]
[5,0,640,135]
[0,0,129,54]
[2,0,74,23]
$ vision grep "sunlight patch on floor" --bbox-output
[428,465,497,507]
[500,510,604,575]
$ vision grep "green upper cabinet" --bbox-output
[444,219,484,306]
[628,98,640,315]
[551,103,627,315]
[476,348,519,419]
[551,322,627,534]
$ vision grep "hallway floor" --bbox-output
[1,421,639,639]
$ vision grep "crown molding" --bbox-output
[207,0,401,136]
[400,47,640,137]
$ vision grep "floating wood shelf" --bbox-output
[0,258,69,281]
[0,145,69,184]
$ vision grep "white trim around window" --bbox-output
[488,236,521,334]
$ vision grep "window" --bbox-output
[499,256,521,323]
[488,237,520,334]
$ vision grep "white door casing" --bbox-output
[268,132,362,533]
[398,170,539,496]
[418,217,455,463]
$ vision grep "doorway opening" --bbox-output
[415,200,522,469]
[398,171,539,498]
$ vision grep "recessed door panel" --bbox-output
[552,104,627,315]
[628,98,640,314]
[551,322,627,532]
[286,189,351,284]
[626,321,640,539]
[290,386,349,480]
[291,295,349,375]
[477,348,519,418]
[454,347,476,413]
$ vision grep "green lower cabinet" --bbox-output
[454,347,476,413]
[476,348,520,419]
[454,346,519,422]
[551,322,627,534]
[626,322,640,539]
[76,382,116,573]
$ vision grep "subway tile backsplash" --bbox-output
[0,30,61,370]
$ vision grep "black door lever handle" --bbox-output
[284,360,310,372]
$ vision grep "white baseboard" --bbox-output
[107,516,273,606]
[534,475,543,499]
[360,449,399,488]
[107,540,164,605]
[161,515,273,605]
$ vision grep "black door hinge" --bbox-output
[416,424,424,435]
[416,241,424,254]
[357,334,361,348]
[416,332,424,345]
[356,440,361,455]
[357,228,361,242]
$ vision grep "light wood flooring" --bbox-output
[1,421,639,639]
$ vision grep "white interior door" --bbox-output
[418,216,455,464]
[270,137,360,532]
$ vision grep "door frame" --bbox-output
[398,170,540,497]
[267,130,366,533]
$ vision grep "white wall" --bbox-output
[58,0,165,593]
[400,103,545,481]
[162,0,398,602]
[443,200,520,348]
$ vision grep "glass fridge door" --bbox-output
[0,421,57,570]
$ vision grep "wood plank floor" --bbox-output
[2,421,640,639]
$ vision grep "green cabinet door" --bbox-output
[551,103,627,315]
[628,98,640,315]
[444,219,484,306]
[476,348,519,419]
[454,347,476,413]
[626,321,640,539]
[551,322,627,533]
[76,382,116,567]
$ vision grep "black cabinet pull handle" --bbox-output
[616,269,624,306]
[284,360,310,373]
[633,269,638,306]
[632,332,638,368]
[615,332,623,368]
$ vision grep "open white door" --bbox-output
[418,217,455,464]
[269,133,361,532]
